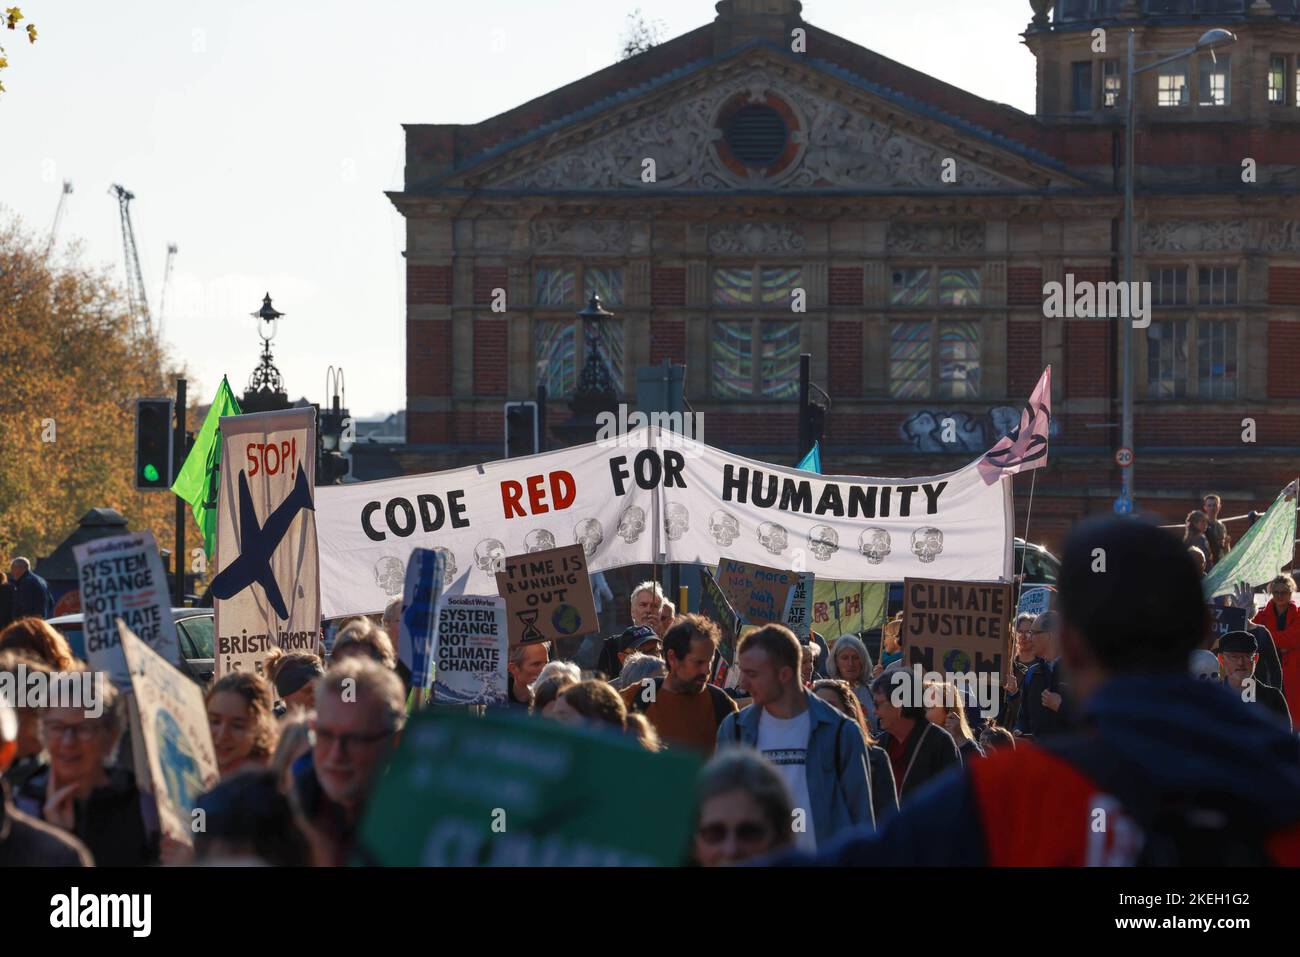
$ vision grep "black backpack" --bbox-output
[628,676,735,729]
[1043,735,1278,866]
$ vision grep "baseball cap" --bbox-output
[618,625,659,653]
[1216,630,1258,655]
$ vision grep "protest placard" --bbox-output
[355,709,701,866]
[902,578,1014,682]
[396,548,447,690]
[810,580,887,641]
[496,544,598,646]
[118,622,219,847]
[716,558,796,627]
[1209,604,1248,647]
[433,595,508,706]
[785,572,813,640]
[212,408,321,678]
[1016,586,1054,617]
[699,567,743,685]
[73,531,180,689]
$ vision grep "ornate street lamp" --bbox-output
[553,294,621,446]
[241,292,291,413]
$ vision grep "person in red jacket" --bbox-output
[1252,574,1300,719]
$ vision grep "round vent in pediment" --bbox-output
[710,90,804,184]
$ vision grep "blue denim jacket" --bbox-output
[716,689,875,847]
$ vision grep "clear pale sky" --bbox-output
[0,0,1037,418]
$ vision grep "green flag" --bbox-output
[1203,484,1298,599]
[171,376,241,558]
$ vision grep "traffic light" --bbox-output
[134,398,174,490]
[504,401,539,458]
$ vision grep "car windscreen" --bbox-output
[177,616,214,659]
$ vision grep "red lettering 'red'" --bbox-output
[501,470,577,518]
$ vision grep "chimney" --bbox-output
[713,0,805,56]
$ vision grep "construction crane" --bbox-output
[157,242,178,340]
[44,179,73,260]
[109,183,151,338]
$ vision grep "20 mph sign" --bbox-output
[1115,447,1134,468]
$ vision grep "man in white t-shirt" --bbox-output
[717,624,875,850]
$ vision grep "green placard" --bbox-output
[354,710,702,866]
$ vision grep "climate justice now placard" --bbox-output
[315,427,1019,620]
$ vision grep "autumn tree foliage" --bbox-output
[0,211,200,566]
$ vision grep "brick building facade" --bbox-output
[376,0,1300,557]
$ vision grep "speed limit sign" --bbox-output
[1115,447,1134,468]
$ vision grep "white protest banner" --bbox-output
[73,531,179,688]
[666,430,1014,583]
[433,595,508,706]
[316,422,1022,620]
[316,434,659,619]
[211,408,321,678]
[118,621,218,847]
[396,548,447,690]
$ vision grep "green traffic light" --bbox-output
[143,463,160,482]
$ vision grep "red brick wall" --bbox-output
[473,319,508,396]
[407,320,451,397]
[1268,268,1300,305]
[828,321,863,397]
[408,265,451,305]
[828,267,864,306]
[1007,319,1043,399]
[1268,321,1300,398]
[652,267,686,306]
[406,412,448,444]
[473,267,508,305]
[649,319,685,364]
[1062,266,1113,403]
[1007,267,1043,307]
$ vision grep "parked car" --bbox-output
[47,608,215,685]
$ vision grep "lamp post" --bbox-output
[241,292,291,413]
[1122,27,1235,512]
[553,294,621,446]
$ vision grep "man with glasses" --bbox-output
[14,671,157,865]
[0,702,91,865]
[1012,611,1069,739]
[1251,574,1300,724]
[1217,631,1291,731]
[294,657,406,866]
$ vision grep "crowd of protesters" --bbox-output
[3,488,1300,867]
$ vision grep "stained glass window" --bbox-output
[536,320,577,395]
[584,267,623,306]
[890,322,931,398]
[1151,266,1188,305]
[1270,55,1287,105]
[891,268,931,306]
[939,268,982,306]
[1146,320,1188,398]
[1198,266,1237,305]
[760,322,801,398]
[938,321,981,398]
[712,321,753,398]
[760,267,802,307]
[535,267,575,305]
[1197,320,1237,398]
[713,268,754,305]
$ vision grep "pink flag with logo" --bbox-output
[977,367,1052,485]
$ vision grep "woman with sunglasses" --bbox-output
[692,749,794,866]
[1252,574,1300,722]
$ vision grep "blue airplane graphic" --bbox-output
[209,463,314,621]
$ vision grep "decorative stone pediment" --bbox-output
[473,66,1039,193]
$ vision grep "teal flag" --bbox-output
[796,441,822,474]
[1203,486,1298,599]
[170,376,242,558]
